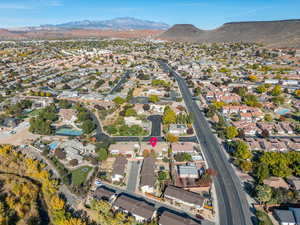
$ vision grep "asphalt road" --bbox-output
[160,61,253,225]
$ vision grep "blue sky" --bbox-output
[0,0,299,29]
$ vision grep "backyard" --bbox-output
[71,166,93,186]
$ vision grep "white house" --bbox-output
[169,124,187,135]
[124,117,143,126]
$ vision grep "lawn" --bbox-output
[71,166,93,186]
[256,210,274,225]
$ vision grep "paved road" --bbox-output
[160,61,253,225]
[126,161,141,192]
[109,71,130,94]
[148,115,162,137]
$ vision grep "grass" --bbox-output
[256,210,274,225]
[28,108,43,117]
[71,166,93,186]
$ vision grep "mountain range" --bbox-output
[1,18,300,48]
[8,17,170,31]
[158,19,300,48]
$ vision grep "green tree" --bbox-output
[255,185,272,204]
[165,133,179,143]
[254,163,270,183]
[264,114,272,122]
[125,108,137,117]
[270,85,282,96]
[113,96,126,105]
[225,126,238,139]
[97,148,108,161]
[256,85,267,93]
[163,107,176,124]
[233,140,252,160]
[149,95,160,103]
[81,120,95,134]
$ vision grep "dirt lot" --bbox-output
[0,127,38,145]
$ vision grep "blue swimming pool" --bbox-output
[49,141,60,150]
[276,108,290,115]
[56,128,83,136]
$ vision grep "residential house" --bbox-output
[125,117,143,126]
[60,140,95,163]
[263,177,289,189]
[280,122,294,134]
[150,104,165,114]
[274,209,296,225]
[177,164,199,179]
[171,142,195,155]
[58,109,77,124]
[169,124,187,135]
[113,195,156,223]
[159,211,200,225]
[109,143,138,158]
[94,187,116,202]
[112,156,127,182]
[287,176,300,191]
[2,118,20,128]
[164,185,205,209]
[140,157,156,194]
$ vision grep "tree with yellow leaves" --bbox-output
[49,195,65,211]
[0,202,8,225]
[57,218,86,225]
[165,133,179,143]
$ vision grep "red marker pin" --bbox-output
[149,137,158,148]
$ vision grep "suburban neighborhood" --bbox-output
[0,37,300,225]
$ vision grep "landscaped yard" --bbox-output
[71,166,93,186]
[256,210,274,225]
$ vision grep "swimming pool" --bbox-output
[56,128,83,136]
[49,141,60,150]
[275,108,290,115]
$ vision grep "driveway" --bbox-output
[148,115,162,137]
[126,161,141,193]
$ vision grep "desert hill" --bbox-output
[159,19,300,48]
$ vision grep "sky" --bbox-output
[0,0,299,29]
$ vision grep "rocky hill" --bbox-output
[158,24,205,42]
[158,19,300,48]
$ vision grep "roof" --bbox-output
[290,208,300,223]
[274,209,296,223]
[171,142,194,153]
[263,177,289,189]
[112,156,127,176]
[164,185,205,207]
[140,157,155,187]
[59,109,77,121]
[94,187,115,200]
[159,211,200,225]
[114,195,155,220]
[287,176,300,190]
[178,165,198,177]
[109,143,139,153]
